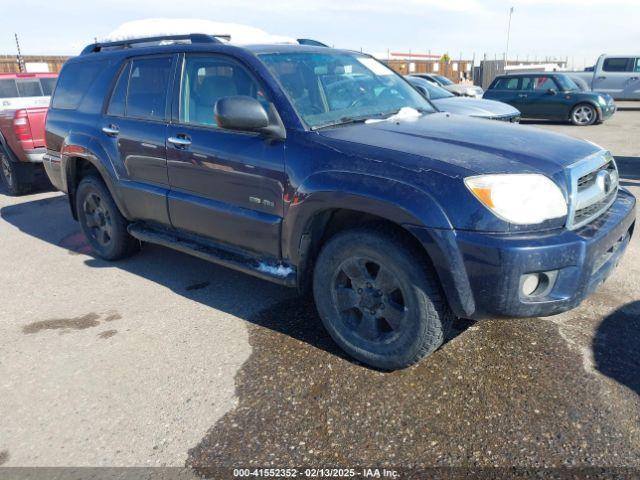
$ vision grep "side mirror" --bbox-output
[547,88,557,95]
[215,96,270,132]
[415,85,430,99]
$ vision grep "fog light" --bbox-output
[521,273,541,297]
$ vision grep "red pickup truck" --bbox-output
[0,73,56,195]
[0,107,49,195]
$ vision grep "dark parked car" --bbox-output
[44,34,635,370]
[406,76,520,122]
[484,73,616,126]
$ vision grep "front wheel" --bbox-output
[313,228,453,370]
[76,175,139,260]
[570,103,598,126]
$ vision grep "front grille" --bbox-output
[566,152,619,230]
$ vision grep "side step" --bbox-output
[128,223,297,287]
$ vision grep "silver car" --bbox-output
[409,73,484,98]
[406,76,520,122]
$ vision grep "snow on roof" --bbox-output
[102,19,297,45]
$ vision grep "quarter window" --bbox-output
[634,58,640,73]
[52,60,103,110]
[179,55,268,127]
[492,77,519,90]
[126,56,173,120]
[603,57,631,72]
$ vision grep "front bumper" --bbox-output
[410,188,636,319]
[600,102,617,121]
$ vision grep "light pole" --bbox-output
[505,6,514,67]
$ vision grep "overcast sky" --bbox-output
[3,0,639,69]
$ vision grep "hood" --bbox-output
[432,97,520,118]
[317,112,600,177]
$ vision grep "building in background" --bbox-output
[0,55,69,74]
[376,52,474,83]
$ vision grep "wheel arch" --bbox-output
[282,171,453,294]
[60,134,130,220]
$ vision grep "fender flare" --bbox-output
[281,170,452,264]
[60,132,131,220]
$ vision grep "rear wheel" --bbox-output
[0,148,33,196]
[313,228,453,370]
[76,175,139,260]
[570,103,597,126]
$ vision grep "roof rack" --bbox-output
[80,33,231,55]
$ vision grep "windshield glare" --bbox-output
[410,77,454,100]
[259,52,435,128]
[555,74,579,91]
[435,75,454,86]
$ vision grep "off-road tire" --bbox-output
[76,175,139,260]
[313,227,453,370]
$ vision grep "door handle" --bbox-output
[168,136,192,148]
[629,77,639,81]
[518,94,528,98]
[597,76,607,80]
[102,125,119,136]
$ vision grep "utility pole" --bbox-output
[505,6,514,66]
[15,33,25,73]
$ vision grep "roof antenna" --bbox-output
[14,33,25,73]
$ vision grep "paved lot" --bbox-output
[0,107,639,473]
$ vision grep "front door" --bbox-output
[166,53,285,258]
[592,57,636,98]
[100,54,176,225]
[516,75,564,119]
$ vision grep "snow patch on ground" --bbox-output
[256,263,294,278]
[365,107,423,124]
[102,19,297,45]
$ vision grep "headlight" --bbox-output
[464,174,567,225]
[598,96,607,106]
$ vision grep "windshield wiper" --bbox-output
[313,108,426,130]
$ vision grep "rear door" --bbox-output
[592,57,634,97]
[166,53,285,258]
[100,55,177,226]
[623,58,640,99]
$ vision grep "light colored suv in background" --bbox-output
[566,54,640,100]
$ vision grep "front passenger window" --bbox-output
[180,55,268,127]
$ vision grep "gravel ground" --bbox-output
[0,106,638,477]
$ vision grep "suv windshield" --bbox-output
[259,52,435,128]
[554,74,579,91]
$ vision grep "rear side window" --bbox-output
[126,56,173,120]
[602,57,631,72]
[52,61,103,110]
[107,62,130,117]
[0,79,19,98]
[492,77,519,90]
[635,58,640,73]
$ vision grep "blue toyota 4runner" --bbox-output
[43,35,636,370]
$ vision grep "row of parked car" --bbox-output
[408,72,617,126]
[0,29,632,370]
